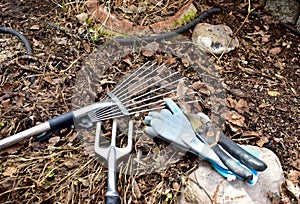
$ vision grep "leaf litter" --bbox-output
[0,0,299,203]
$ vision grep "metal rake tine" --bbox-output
[111,61,154,96]
[113,63,164,99]
[117,72,182,106]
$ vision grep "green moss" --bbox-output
[174,11,197,27]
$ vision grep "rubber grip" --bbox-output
[48,112,74,130]
[213,145,253,181]
[219,134,267,171]
[105,195,121,204]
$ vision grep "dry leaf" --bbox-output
[76,13,89,24]
[267,90,280,96]
[256,136,269,147]
[30,25,40,30]
[122,58,132,66]
[48,136,60,146]
[1,98,11,111]
[235,99,249,114]
[3,166,17,177]
[64,160,75,169]
[192,81,206,90]
[285,179,300,199]
[5,143,23,154]
[287,170,300,185]
[142,42,159,57]
[222,111,245,127]
[269,47,281,55]
[172,182,180,191]
[226,97,237,108]
[275,105,288,112]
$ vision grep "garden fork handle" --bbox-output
[105,120,121,203]
[105,146,121,204]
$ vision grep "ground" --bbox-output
[0,0,299,203]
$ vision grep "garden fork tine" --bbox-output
[94,119,133,204]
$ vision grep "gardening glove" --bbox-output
[144,98,267,184]
[186,112,267,184]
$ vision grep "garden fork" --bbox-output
[94,119,133,204]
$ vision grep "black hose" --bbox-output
[115,8,222,45]
[278,21,300,36]
[0,27,33,55]
[47,7,300,45]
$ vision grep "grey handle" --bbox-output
[0,122,50,150]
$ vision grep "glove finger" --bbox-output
[160,109,173,117]
[214,145,253,181]
[164,98,182,115]
[196,112,211,123]
[150,117,171,134]
[145,126,159,137]
[148,111,164,120]
[144,116,153,125]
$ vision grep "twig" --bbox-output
[217,0,255,63]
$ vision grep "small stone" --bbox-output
[180,146,285,204]
[192,23,239,55]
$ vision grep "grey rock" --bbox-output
[265,0,300,24]
[192,23,239,55]
[180,146,284,204]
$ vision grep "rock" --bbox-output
[180,146,284,204]
[265,0,300,25]
[192,23,239,55]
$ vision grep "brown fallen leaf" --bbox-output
[5,143,23,154]
[256,136,269,147]
[285,179,300,199]
[287,170,300,185]
[226,97,237,108]
[48,136,60,146]
[76,13,89,24]
[172,182,180,191]
[259,102,271,108]
[64,160,75,169]
[142,42,159,57]
[3,166,17,177]
[269,47,281,55]
[222,111,245,127]
[78,178,90,187]
[235,99,249,114]
[122,58,132,66]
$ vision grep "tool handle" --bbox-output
[213,145,253,181]
[105,195,121,204]
[219,134,267,171]
[0,112,74,150]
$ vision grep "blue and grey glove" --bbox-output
[144,98,267,184]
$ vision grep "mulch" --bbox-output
[0,0,299,203]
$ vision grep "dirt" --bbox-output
[0,0,299,203]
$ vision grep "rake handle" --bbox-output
[0,112,74,150]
